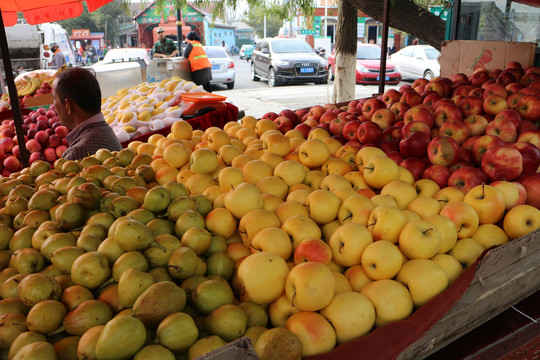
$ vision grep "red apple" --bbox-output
[485,117,517,143]
[447,166,487,193]
[34,130,50,146]
[427,136,461,167]
[483,94,508,116]
[516,95,540,121]
[389,102,411,122]
[26,139,42,153]
[481,145,523,181]
[386,150,404,164]
[403,105,434,128]
[423,93,442,108]
[399,89,423,107]
[371,108,396,130]
[362,98,386,121]
[279,109,300,125]
[399,157,427,181]
[55,126,69,138]
[517,130,540,150]
[399,131,430,158]
[319,110,338,125]
[424,79,451,97]
[422,164,451,188]
[460,96,484,117]
[381,89,402,107]
[3,155,21,172]
[434,103,463,128]
[469,69,490,86]
[472,134,506,164]
[512,141,540,176]
[401,121,431,138]
[357,121,383,145]
[274,116,294,134]
[261,112,279,121]
[382,126,402,144]
[518,173,540,209]
[328,117,349,136]
[439,121,470,145]
[496,70,518,87]
[342,120,362,141]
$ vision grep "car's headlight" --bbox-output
[319,59,327,67]
[276,60,289,66]
[357,65,368,73]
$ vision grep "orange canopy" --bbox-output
[0,0,113,27]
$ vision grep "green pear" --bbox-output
[126,208,156,224]
[70,252,111,290]
[166,196,196,222]
[116,148,136,167]
[239,301,269,328]
[77,325,103,360]
[29,160,51,178]
[107,196,139,219]
[112,251,149,281]
[133,344,175,360]
[129,153,153,170]
[76,234,101,252]
[7,331,47,360]
[102,175,121,190]
[118,269,155,308]
[28,189,57,211]
[0,178,23,196]
[0,298,29,316]
[0,313,28,349]
[34,171,62,187]
[11,341,56,360]
[80,223,108,240]
[5,195,29,217]
[187,336,227,360]
[155,312,199,353]
[52,336,80,360]
[204,304,248,342]
[86,212,115,230]
[205,252,235,280]
[63,299,113,336]
[54,202,86,231]
[191,279,235,315]
[95,148,114,163]
[167,247,199,280]
[94,316,146,360]
[174,210,204,237]
[12,211,29,231]
[31,221,61,249]
[67,182,102,210]
[180,275,208,300]
[244,325,268,347]
[51,246,85,274]
[40,232,77,261]
[52,177,72,195]
[181,227,211,255]
[192,194,213,217]
[61,160,81,174]
[102,157,119,169]
[254,327,303,360]
[66,176,86,192]
[113,218,154,251]
[202,234,228,258]
[148,267,174,283]
[143,233,181,268]
[111,176,139,195]
[8,184,35,199]
[0,273,28,300]
[143,186,171,214]
[79,156,101,168]
[10,226,36,251]
[22,210,49,228]
[134,164,155,183]
[132,281,186,328]
[25,300,67,334]
[9,248,45,274]
[82,165,112,184]
[146,218,175,237]
[164,182,188,200]
[17,273,61,306]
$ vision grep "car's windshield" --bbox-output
[425,48,439,60]
[206,48,228,58]
[271,40,314,54]
[357,46,381,60]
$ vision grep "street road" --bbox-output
[213,54,406,119]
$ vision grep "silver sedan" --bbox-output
[204,46,236,89]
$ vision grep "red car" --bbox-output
[327,43,401,85]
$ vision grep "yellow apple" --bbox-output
[406,196,441,219]
[262,133,291,157]
[162,143,191,169]
[205,208,237,238]
[285,261,335,311]
[304,189,341,224]
[439,201,480,239]
[307,127,331,140]
[241,160,274,186]
[226,242,251,262]
[321,158,353,176]
[367,206,408,244]
[297,139,331,169]
[274,200,309,224]
[490,180,527,211]
[398,219,441,259]
[206,129,231,152]
[237,252,289,304]
[262,193,284,212]
[398,166,415,184]
[370,194,399,208]
[255,119,278,137]
[463,184,505,224]
[240,115,257,130]
[414,179,441,198]
[424,214,458,254]
[250,227,292,260]
[320,291,376,344]
[328,223,373,267]
[302,170,325,190]
[363,155,400,189]
[171,120,193,140]
[344,171,370,191]
[217,145,243,167]
[321,137,343,155]
[238,208,281,248]
[286,188,311,204]
[337,194,376,226]
[281,214,322,250]
[434,187,465,208]
[268,292,300,327]
[471,223,509,248]
[190,148,219,175]
[286,311,336,356]
[360,279,413,328]
[273,160,308,187]
[361,240,403,280]
[185,173,218,196]
[259,153,285,171]
[503,204,540,240]
[430,253,463,284]
[344,264,372,292]
[256,176,289,200]
[355,146,386,172]
[380,179,418,210]
[332,272,353,295]
[448,237,485,268]
[396,259,449,307]
[319,174,353,192]
[293,238,332,265]
[223,182,264,219]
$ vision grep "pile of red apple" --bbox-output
[0,106,69,176]
[264,61,540,209]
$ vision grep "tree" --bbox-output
[333,0,358,103]
[245,7,283,38]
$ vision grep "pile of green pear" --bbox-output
[0,148,301,360]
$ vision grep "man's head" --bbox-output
[52,67,102,128]
[157,27,165,41]
[50,42,58,52]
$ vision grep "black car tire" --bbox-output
[424,70,434,80]
[268,68,280,87]
[328,65,334,81]
[226,82,234,89]
[251,63,260,81]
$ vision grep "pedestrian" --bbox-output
[87,42,97,64]
[49,42,65,68]
[184,31,213,93]
[153,27,178,58]
[51,67,122,160]
[388,45,397,55]
[221,40,228,53]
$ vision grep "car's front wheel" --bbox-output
[328,65,334,81]
[226,82,234,89]
[268,68,280,87]
[250,63,260,81]
[424,70,434,80]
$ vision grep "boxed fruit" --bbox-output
[440,40,537,77]
[24,93,54,108]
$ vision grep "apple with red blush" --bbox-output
[427,136,461,167]
[401,121,431,138]
[472,134,506,164]
[485,117,517,143]
[447,166,487,193]
[362,98,386,121]
[399,89,423,107]
[399,130,430,158]
[518,173,540,209]
[422,164,451,189]
[512,141,540,176]
[399,157,427,181]
[389,102,411,122]
[517,130,540,150]
[434,103,463,127]
[357,121,383,145]
[460,96,484,116]
[481,145,523,181]
[439,121,470,145]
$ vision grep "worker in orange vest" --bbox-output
[184,31,213,92]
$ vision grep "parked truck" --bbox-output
[3,20,77,72]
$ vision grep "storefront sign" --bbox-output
[72,29,91,37]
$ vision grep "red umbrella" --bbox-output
[0,0,114,167]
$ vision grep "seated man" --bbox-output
[52,67,122,160]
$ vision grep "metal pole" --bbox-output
[324,0,327,38]
[264,15,267,38]
[378,0,390,95]
[0,12,30,168]
[176,8,183,56]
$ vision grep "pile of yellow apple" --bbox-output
[101,77,205,142]
[0,115,539,360]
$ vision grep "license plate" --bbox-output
[376,76,390,81]
[212,64,220,70]
[300,67,314,73]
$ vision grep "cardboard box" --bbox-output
[24,93,54,108]
[440,40,537,77]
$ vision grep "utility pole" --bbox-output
[176,8,183,56]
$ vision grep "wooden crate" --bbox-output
[400,228,540,359]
